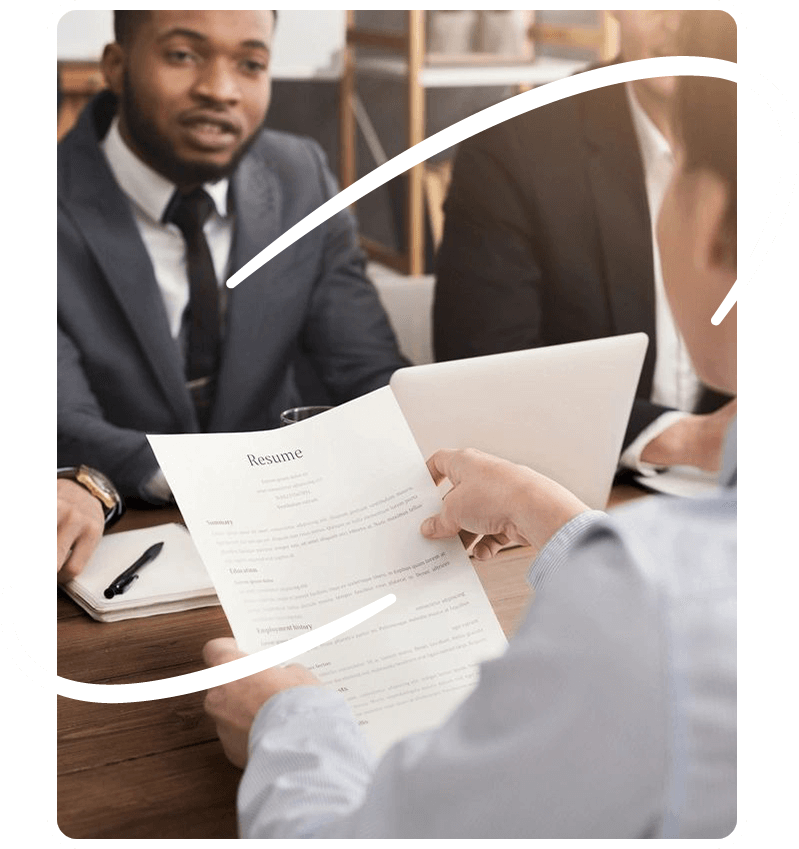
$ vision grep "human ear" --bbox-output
[100,42,125,97]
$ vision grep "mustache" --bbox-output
[178,110,242,136]
[119,71,269,186]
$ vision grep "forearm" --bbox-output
[638,414,713,469]
[620,410,689,474]
[58,412,161,502]
[58,329,166,501]
[640,398,737,473]
[622,399,737,472]
[238,687,375,839]
[500,466,593,558]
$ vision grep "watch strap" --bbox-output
[57,466,125,527]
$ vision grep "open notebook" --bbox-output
[61,523,219,622]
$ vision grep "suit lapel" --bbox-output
[228,151,283,274]
[208,147,286,426]
[581,85,657,393]
[60,97,196,428]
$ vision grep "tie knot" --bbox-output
[164,188,216,235]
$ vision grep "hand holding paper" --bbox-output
[421,448,589,559]
[149,387,508,757]
[203,637,322,769]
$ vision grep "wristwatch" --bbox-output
[57,465,125,528]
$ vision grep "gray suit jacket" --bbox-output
[58,92,407,499]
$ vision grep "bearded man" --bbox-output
[58,10,406,503]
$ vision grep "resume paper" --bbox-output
[149,387,507,756]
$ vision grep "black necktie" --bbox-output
[164,188,220,429]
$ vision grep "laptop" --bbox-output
[390,333,648,509]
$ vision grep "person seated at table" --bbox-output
[58,10,406,506]
[57,466,124,581]
[434,9,736,477]
[200,10,736,838]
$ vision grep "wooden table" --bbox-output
[57,485,644,838]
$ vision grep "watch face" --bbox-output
[76,466,118,510]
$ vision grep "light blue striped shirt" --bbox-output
[237,425,736,838]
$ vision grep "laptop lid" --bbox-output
[390,333,648,509]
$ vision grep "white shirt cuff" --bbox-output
[619,410,690,476]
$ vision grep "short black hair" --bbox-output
[113,10,277,47]
[113,11,149,47]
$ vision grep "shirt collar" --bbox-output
[100,116,230,223]
[625,83,673,170]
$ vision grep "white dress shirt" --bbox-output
[100,117,233,340]
[619,84,704,473]
[100,118,234,501]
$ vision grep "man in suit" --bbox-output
[58,10,407,503]
[434,10,735,475]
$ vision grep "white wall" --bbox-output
[56,10,346,80]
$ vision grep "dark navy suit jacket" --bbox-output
[58,92,407,499]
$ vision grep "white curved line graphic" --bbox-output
[55,56,744,707]
[226,56,739,324]
[56,593,395,704]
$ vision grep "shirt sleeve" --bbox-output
[527,509,606,591]
[238,513,667,839]
[238,687,375,839]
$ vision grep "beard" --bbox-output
[120,72,264,187]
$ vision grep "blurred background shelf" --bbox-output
[353,54,588,88]
[340,10,619,276]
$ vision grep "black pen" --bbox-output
[104,541,164,599]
